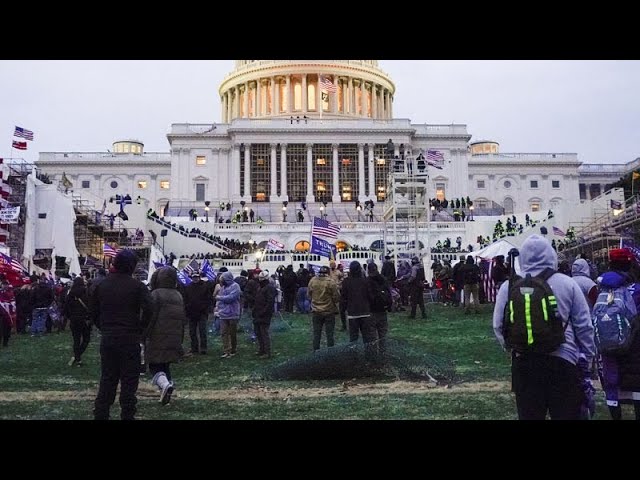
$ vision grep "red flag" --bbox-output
[12,141,27,150]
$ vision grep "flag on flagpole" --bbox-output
[103,243,118,258]
[177,270,192,286]
[426,149,444,169]
[11,140,27,150]
[610,199,623,209]
[479,258,495,303]
[201,259,217,281]
[552,226,566,236]
[312,217,341,239]
[183,259,200,276]
[319,75,337,93]
[13,126,34,141]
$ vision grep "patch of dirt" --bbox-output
[0,381,511,402]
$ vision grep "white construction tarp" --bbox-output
[473,239,518,260]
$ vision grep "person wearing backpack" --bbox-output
[366,263,391,359]
[63,277,91,366]
[594,248,640,420]
[493,235,595,420]
[460,255,481,314]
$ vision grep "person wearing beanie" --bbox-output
[308,265,340,351]
[145,267,185,405]
[252,271,277,357]
[90,249,153,420]
[493,234,595,420]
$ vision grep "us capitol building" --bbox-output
[36,60,638,251]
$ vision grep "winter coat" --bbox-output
[252,281,277,323]
[244,278,259,308]
[145,268,186,364]
[216,272,241,320]
[183,279,213,318]
[31,282,53,309]
[308,275,340,314]
[341,274,372,317]
[63,281,90,324]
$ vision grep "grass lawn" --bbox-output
[0,303,618,419]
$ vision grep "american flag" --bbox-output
[12,140,27,150]
[427,149,444,161]
[103,243,118,258]
[312,217,340,239]
[14,126,34,141]
[552,226,566,236]
[479,257,496,303]
[183,259,200,276]
[319,75,337,93]
[0,253,26,274]
[610,199,623,209]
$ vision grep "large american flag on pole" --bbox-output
[312,217,340,239]
[14,126,34,141]
[319,75,337,93]
[103,243,119,258]
[479,257,496,303]
[426,149,444,169]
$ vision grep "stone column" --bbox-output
[270,143,278,201]
[243,143,251,201]
[332,75,338,114]
[274,77,280,115]
[256,79,262,117]
[280,144,288,200]
[302,74,308,113]
[389,93,393,118]
[285,75,291,114]
[332,143,340,202]
[316,74,322,114]
[221,94,227,122]
[368,143,375,198]
[348,77,354,115]
[306,143,314,202]
[342,78,348,114]
[251,81,257,118]
[371,85,378,119]
[243,82,249,118]
[360,79,366,117]
[234,86,240,119]
[358,143,365,201]
[232,144,241,201]
[270,77,276,115]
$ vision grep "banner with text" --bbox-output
[310,235,337,259]
[267,238,285,250]
[0,206,20,224]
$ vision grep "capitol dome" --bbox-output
[218,60,395,122]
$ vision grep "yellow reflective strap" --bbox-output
[525,293,533,345]
[542,297,549,321]
[509,300,514,323]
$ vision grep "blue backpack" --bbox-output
[592,285,637,355]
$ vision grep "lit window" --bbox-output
[377,186,386,201]
[530,180,538,188]
[137,181,147,189]
[316,158,327,166]
[531,202,540,212]
[123,144,130,153]
[342,185,352,201]
[110,181,118,189]
[436,182,445,201]
[256,158,265,166]
[376,158,385,165]
[341,158,351,166]
[308,83,316,110]
[552,180,560,188]
[81,180,90,188]
[477,180,485,189]
[196,156,206,165]
[160,180,170,189]
[317,182,326,192]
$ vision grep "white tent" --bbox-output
[471,239,522,274]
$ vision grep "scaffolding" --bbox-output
[5,160,36,258]
[382,151,430,270]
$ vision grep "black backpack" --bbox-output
[502,268,566,353]
[370,281,392,312]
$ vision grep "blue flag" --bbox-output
[177,269,192,286]
[310,235,337,259]
[201,259,217,282]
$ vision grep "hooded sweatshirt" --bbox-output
[571,258,597,307]
[216,271,241,320]
[493,234,596,366]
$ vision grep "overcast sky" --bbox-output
[1,60,638,165]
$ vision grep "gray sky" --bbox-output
[1,60,638,165]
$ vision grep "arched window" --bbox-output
[308,83,316,111]
[293,81,302,111]
[336,240,350,252]
[295,240,310,252]
[503,197,514,214]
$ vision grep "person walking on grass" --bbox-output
[252,271,277,357]
[216,271,241,358]
[308,265,340,351]
[145,267,186,405]
[91,249,153,421]
[64,277,91,366]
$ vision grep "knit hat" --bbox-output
[113,249,138,275]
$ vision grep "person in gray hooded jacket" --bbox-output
[216,271,241,358]
[571,258,598,309]
[493,234,596,420]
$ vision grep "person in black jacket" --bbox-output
[341,261,376,348]
[90,249,153,421]
[252,271,277,357]
[31,276,53,335]
[280,265,297,313]
[381,256,396,285]
[366,263,390,359]
[183,271,213,355]
[64,277,91,366]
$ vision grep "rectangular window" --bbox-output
[81,180,90,188]
[552,180,560,188]
[196,183,205,202]
[38,213,47,219]
[530,180,538,188]
[316,158,327,166]
[196,156,206,165]
[160,180,170,189]
[531,202,540,212]
[137,181,147,189]
[436,182,446,202]
[477,180,485,189]
[476,201,487,209]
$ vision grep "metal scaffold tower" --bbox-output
[5,160,35,258]
[382,146,430,270]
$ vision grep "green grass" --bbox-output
[0,304,618,419]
